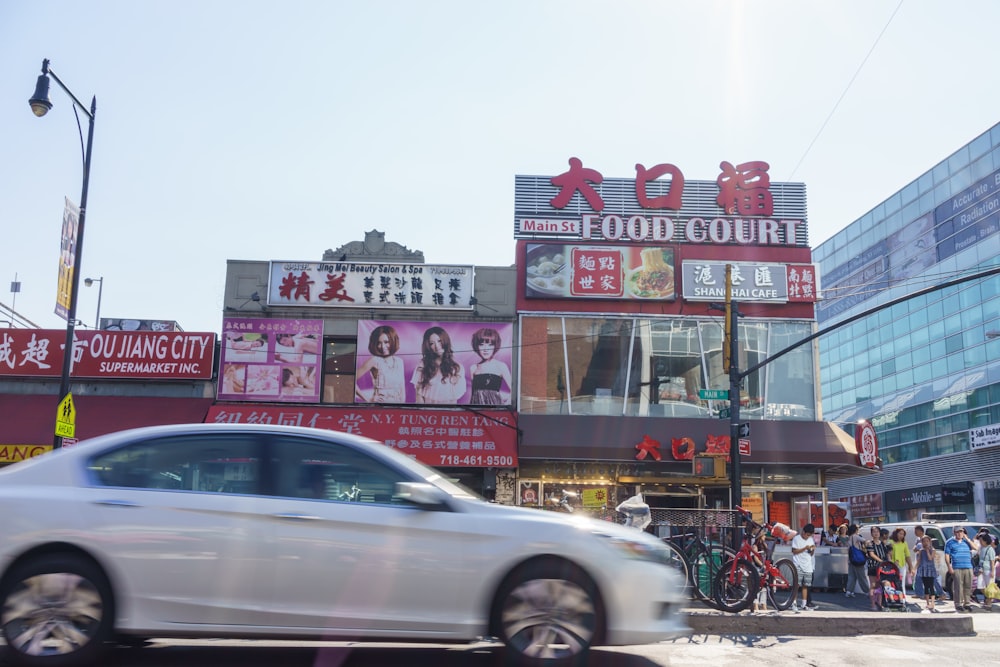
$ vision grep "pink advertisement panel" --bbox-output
[206,404,517,468]
[219,318,323,403]
[355,320,514,406]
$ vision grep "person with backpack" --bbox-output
[844,524,870,598]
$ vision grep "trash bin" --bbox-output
[827,573,848,592]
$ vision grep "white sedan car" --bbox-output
[0,423,687,667]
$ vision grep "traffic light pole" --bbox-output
[725,265,742,524]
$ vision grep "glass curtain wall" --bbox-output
[518,315,817,419]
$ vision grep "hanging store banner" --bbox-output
[680,261,818,303]
[524,243,677,301]
[0,329,215,379]
[267,260,474,310]
[54,197,80,321]
[206,404,518,468]
[218,318,323,403]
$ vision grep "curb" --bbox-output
[684,610,975,636]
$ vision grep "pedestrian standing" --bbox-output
[915,535,939,613]
[912,525,945,599]
[845,524,870,599]
[977,533,996,610]
[866,526,890,611]
[945,526,977,612]
[889,528,914,600]
[791,523,818,611]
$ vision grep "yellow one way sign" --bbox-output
[55,393,76,438]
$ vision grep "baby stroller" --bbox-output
[873,562,908,612]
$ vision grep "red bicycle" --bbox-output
[713,506,799,613]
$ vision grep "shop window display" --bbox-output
[518,315,815,420]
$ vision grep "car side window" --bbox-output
[90,435,262,494]
[271,436,407,504]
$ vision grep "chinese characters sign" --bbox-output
[206,405,518,468]
[680,261,818,303]
[268,261,474,310]
[0,329,215,379]
[515,158,808,246]
[525,243,676,301]
[355,320,514,406]
[218,318,322,403]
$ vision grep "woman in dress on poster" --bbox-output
[469,327,512,405]
[412,326,466,404]
[355,325,406,403]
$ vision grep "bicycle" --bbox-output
[713,506,798,613]
[613,495,691,589]
[663,523,736,609]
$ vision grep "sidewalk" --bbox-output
[683,589,1000,636]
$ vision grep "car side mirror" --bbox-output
[931,538,942,550]
[395,482,450,509]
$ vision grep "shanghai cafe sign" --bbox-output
[514,158,808,247]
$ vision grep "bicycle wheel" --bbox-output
[660,540,690,598]
[691,545,735,608]
[765,558,798,611]
[662,538,691,595]
[713,557,759,613]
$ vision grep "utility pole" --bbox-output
[725,265,742,520]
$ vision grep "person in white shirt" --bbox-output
[791,523,818,611]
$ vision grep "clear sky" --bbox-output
[2,1,999,335]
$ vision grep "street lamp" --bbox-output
[84,277,103,329]
[30,58,97,449]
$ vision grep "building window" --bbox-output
[321,338,357,403]
[518,315,815,420]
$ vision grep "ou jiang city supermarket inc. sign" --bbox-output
[514,158,808,246]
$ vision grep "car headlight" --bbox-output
[593,532,670,565]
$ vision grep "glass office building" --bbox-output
[816,122,1000,524]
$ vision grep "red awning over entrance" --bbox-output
[0,394,214,449]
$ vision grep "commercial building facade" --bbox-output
[511,158,863,530]
[817,122,1000,524]
[2,162,874,533]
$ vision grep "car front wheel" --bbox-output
[0,554,114,667]
[492,559,603,667]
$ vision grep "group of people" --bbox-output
[835,523,998,612]
[354,325,512,405]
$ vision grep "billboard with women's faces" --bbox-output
[355,320,514,406]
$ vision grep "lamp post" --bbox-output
[84,277,103,329]
[30,58,96,449]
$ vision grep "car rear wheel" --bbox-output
[0,554,114,667]
[492,560,603,667]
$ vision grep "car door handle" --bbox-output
[273,512,322,521]
[94,499,141,507]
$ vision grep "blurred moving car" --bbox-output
[0,423,687,667]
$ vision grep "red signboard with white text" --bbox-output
[0,329,216,379]
[206,404,518,468]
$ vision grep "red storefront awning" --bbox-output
[1,394,214,454]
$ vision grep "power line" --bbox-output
[787,0,905,180]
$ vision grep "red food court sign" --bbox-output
[514,158,808,247]
[0,329,216,380]
[206,404,518,468]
